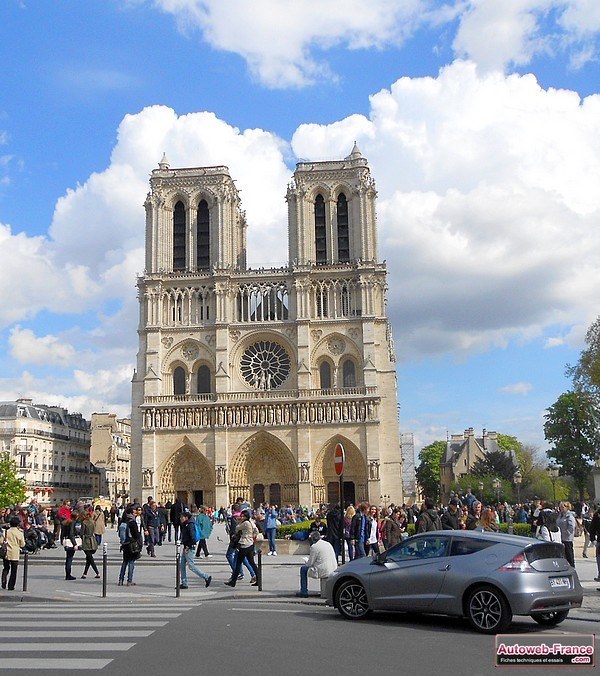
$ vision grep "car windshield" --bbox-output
[385,536,449,562]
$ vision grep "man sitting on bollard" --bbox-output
[296,530,337,598]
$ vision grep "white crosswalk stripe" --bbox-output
[0,602,194,670]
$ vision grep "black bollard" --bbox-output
[175,541,181,598]
[257,548,262,592]
[102,543,108,598]
[22,551,29,592]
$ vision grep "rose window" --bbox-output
[240,340,290,390]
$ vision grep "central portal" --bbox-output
[230,432,297,506]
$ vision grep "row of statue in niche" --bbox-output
[142,399,378,429]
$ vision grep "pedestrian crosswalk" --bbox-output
[0,601,194,671]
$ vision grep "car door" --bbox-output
[367,534,451,610]
[432,535,497,614]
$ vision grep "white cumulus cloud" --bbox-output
[292,60,600,359]
[140,0,444,87]
[9,327,76,366]
[132,0,600,87]
[2,58,600,418]
[500,382,534,396]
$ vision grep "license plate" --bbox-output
[550,577,569,588]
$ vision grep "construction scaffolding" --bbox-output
[400,432,416,503]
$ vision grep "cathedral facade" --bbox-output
[130,146,402,509]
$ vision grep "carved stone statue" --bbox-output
[142,468,154,488]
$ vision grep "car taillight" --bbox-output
[499,552,534,571]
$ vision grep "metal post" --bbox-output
[175,540,181,598]
[102,543,108,598]
[508,510,514,535]
[257,548,262,592]
[339,474,345,565]
[22,551,29,592]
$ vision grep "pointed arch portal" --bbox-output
[313,437,367,507]
[229,432,298,507]
[159,445,214,507]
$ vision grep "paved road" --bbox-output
[0,523,598,674]
[0,597,594,675]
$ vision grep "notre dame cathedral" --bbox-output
[130,145,402,509]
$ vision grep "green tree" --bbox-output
[497,433,522,455]
[567,316,600,395]
[544,390,600,500]
[415,441,446,499]
[0,452,26,507]
[471,450,518,483]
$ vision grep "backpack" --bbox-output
[423,511,442,531]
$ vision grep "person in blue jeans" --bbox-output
[118,507,141,586]
[142,500,162,558]
[350,504,368,559]
[226,509,257,580]
[264,503,279,556]
[179,511,211,589]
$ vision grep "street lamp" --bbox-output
[547,463,560,503]
[513,471,522,504]
[492,477,501,505]
[478,481,484,502]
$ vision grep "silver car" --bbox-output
[326,530,583,633]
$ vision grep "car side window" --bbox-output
[386,536,449,562]
[450,537,495,557]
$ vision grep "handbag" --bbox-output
[127,539,142,555]
[0,540,7,559]
[229,530,242,549]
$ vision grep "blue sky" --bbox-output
[1,0,600,460]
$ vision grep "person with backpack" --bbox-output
[179,510,211,590]
[194,505,213,558]
[118,506,142,586]
[416,498,442,533]
[536,507,562,543]
[582,507,595,558]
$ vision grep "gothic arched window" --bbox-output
[173,201,186,271]
[197,200,210,270]
[197,365,211,394]
[319,362,332,390]
[342,359,356,388]
[337,192,349,262]
[173,366,186,395]
[315,194,327,265]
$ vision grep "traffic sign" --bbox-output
[334,442,345,476]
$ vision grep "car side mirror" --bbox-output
[372,552,387,565]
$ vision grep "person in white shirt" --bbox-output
[296,530,338,598]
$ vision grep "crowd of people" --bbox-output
[1,493,597,594]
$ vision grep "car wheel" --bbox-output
[531,610,569,626]
[335,579,371,620]
[466,585,512,634]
